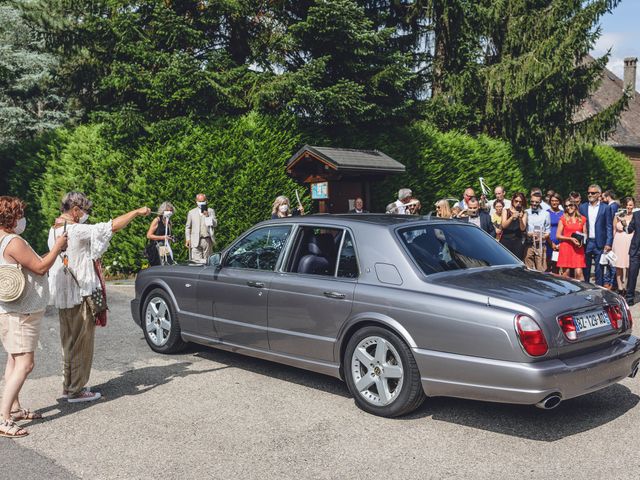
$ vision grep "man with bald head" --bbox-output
[185,193,217,263]
[489,185,511,216]
[457,188,475,211]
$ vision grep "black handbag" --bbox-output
[571,232,585,247]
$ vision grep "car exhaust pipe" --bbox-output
[535,394,562,410]
[630,363,639,379]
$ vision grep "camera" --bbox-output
[200,203,208,213]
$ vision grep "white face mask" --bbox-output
[14,217,26,235]
[196,201,207,208]
[278,204,289,213]
[163,211,173,218]
[79,212,89,224]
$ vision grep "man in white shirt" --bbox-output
[389,188,413,214]
[185,193,217,263]
[579,184,613,286]
[524,192,550,271]
[488,185,511,215]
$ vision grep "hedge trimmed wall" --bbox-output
[4,114,635,273]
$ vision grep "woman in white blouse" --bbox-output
[48,192,150,403]
[0,196,67,437]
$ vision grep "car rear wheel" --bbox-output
[142,288,186,354]
[344,326,425,417]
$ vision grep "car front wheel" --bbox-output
[344,326,425,417]
[142,288,186,354]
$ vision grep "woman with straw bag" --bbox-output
[0,196,67,438]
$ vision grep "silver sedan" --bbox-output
[131,215,640,417]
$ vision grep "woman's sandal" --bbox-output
[10,408,42,421]
[0,419,28,438]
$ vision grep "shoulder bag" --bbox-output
[0,234,26,303]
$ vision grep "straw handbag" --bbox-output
[0,264,25,302]
[0,233,26,303]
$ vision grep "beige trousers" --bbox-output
[59,300,95,396]
[190,237,213,264]
[524,245,547,272]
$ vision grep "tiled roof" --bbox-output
[287,145,406,173]
[576,58,640,148]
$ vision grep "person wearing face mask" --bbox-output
[271,195,304,219]
[524,192,551,271]
[145,202,176,266]
[47,192,150,404]
[0,196,68,437]
[185,193,217,264]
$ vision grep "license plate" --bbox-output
[574,310,611,333]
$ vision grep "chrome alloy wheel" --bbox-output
[351,336,404,407]
[144,297,171,347]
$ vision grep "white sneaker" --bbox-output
[61,387,90,399]
[67,391,101,403]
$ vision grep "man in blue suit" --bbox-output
[624,208,640,304]
[579,184,613,286]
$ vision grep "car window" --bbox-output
[225,225,291,271]
[286,226,343,276]
[337,231,359,278]
[398,223,520,275]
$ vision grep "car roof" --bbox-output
[260,214,461,228]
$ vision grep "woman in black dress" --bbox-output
[145,201,175,266]
[500,192,528,260]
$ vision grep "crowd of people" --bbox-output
[424,184,640,305]
[0,193,149,437]
[1,183,639,437]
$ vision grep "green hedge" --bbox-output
[17,113,308,273]
[4,115,635,274]
[351,123,635,211]
[549,145,636,199]
[360,123,530,212]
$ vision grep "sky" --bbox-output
[592,0,640,90]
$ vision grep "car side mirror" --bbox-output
[208,253,222,268]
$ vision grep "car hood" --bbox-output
[430,265,614,313]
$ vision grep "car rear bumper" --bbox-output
[131,298,141,327]
[413,335,640,405]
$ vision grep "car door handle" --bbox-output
[247,281,265,288]
[324,291,346,299]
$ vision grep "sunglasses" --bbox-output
[587,191,599,195]
[565,204,576,208]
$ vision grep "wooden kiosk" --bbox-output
[286,145,406,213]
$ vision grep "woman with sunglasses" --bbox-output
[435,199,452,219]
[500,192,528,259]
[556,201,587,279]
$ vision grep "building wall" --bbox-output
[619,148,640,199]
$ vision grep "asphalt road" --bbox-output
[2,284,640,479]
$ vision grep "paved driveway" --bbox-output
[3,284,640,479]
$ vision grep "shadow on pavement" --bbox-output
[404,383,639,441]
[191,344,350,398]
[34,362,229,422]
[177,344,639,438]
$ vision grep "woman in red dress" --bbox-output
[556,200,587,280]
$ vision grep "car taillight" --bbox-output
[557,314,577,341]
[623,300,633,329]
[515,315,548,356]
[606,304,623,330]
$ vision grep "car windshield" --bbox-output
[398,223,520,275]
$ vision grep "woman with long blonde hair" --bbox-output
[435,199,452,218]
[271,196,304,219]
